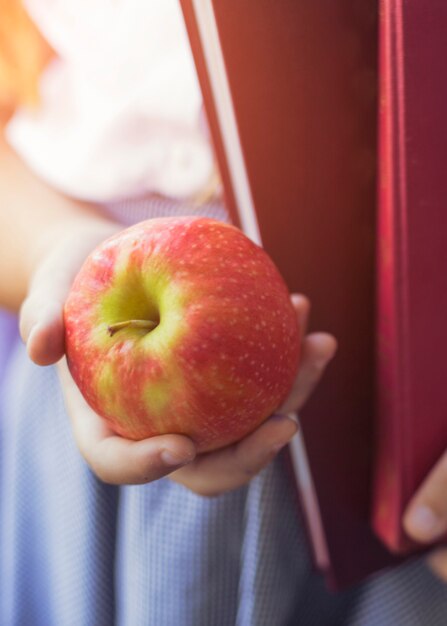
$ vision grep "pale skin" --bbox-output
[1,126,447,576]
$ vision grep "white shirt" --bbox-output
[6,0,216,202]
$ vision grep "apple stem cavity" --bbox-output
[107,319,158,337]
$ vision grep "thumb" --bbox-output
[20,296,65,366]
[19,247,72,365]
[20,223,119,366]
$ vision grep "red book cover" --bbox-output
[179,0,403,589]
[372,0,447,553]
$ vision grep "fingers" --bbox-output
[19,256,72,364]
[20,224,118,366]
[170,295,332,496]
[58,359,196,485]
[86,431,196,486]
[170,413,298,496]
[20,249,84,365]
[53,290,328,490]
[21,299,65,365]
[403,450,447,543]
[280,332,337,414]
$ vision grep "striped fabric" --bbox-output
[1,196,446,625]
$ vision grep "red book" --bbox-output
[179,0,446,588]
[372,0,447,553]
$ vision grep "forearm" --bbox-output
[0,129,114,312]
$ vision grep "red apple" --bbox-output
[64,217,300,452]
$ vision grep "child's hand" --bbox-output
[20,220,196,484]
[20,227,336,491]
[169,295,337,495]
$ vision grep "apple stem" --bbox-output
[107,319,158,337]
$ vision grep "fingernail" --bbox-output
[407,506,445,541]
[270,412,298,425]
[161,449,195,467]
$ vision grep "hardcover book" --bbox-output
[179,0,446,588]
[371,0,447,554]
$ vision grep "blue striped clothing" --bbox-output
[1,197,446,625]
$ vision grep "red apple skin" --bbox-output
[64,217,300,453]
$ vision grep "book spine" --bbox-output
[371,0,410,553]
[179,0,240,228]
